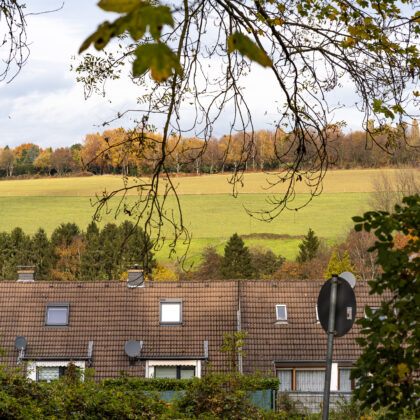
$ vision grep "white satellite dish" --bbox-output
[340,271,356,289]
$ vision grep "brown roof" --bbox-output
[240,280,381,374]
[0,279,383,379]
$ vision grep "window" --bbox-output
[26,361,85,382]
[146,360,201,378]
[315,305,320,323]
[277,369,293,392]
[339,368,354,391]
[37,366,66,382]
[276,304,287,322]
[296,370,325,391]
[277,368,325,391]
[277,364,352,392]
[160,299,182,325]
[45,303,69,326]
[155,366,195,379]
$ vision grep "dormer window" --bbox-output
[45,303,69,326]
[276,304,287,322]
[160,299,182,325]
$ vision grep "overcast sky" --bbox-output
[0,0,369,149]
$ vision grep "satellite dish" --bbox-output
[124,340,141,358]
[14,336,27,351]
[340,271,356,288]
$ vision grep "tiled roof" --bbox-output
[0,279,383,379]
[240,280,381,374]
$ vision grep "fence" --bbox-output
[280,391,352,414]
[156,389,276,411]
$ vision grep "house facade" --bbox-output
[0,273,382,407]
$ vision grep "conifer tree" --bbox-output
[324,250,356,279]
[219,233,253,279]
[30,228,53,280]
[296,228,320,263]
[80,222,104,281]
[51,223,80,247]
[119,221,156,276]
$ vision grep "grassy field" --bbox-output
[0,168,408,196]
[0,169,414,265]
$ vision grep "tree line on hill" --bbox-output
[0,222,156,282]
[0,221,372,283]
[179,228,377,283]
[1,121,419,178]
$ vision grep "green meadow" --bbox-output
[0,169,418,263]
[0,169,413,264]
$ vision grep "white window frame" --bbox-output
[26,360,85,382]
[338,367,354,392]
[275,304,288,323]
[146,360,201,378]
[160,299,182,325]
[45,303,69,327]
[276,363,338,391]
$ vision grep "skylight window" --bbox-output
[160,299,182,325]
[276,304,287,322]
[315,305,320,323]
[45,303,69,326]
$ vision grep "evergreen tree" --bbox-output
[219,233,253,279]
[0,231,12,279]
[30,228,54,280]
[51,223,80,247]
[99,223,120,280]
[324,250,357,279]
[296,228,320,263]
[80,222,104,281]
[119,221,156,276]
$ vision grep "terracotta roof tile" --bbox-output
[0,279,383,379]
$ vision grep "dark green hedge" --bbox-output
[103,372,279,391]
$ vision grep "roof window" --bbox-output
[160,299,182,325]
[276,304,287,322]
[45,303,69,326]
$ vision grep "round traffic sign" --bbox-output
[317,277,357,337]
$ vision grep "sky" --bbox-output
[0,1,374,149]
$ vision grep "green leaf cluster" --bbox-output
[227,32,272,68]
[79,0,179,82]
[351,195,420,419]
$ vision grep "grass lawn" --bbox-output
[0,192,370,263]
[0,168,411,196]
[1,168,411,263]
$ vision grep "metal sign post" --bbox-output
[322,274,338,420]
[317,274,357,420]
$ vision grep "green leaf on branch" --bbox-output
[133,43,182,82]
[79,4,173,53]
[128,5,173,40]
[227,32,272,67]
[372,98,395,120]
[98,0,142,13]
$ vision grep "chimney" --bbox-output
[127,267,145,288]
[17,266,35,282]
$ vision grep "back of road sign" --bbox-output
[317,277,356,337]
